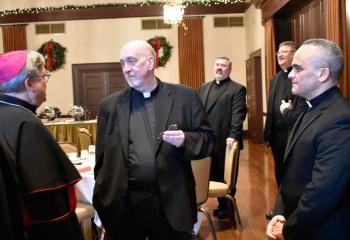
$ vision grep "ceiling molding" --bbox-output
[251,0,314,23]
[250,0,265,8]
[0,3,250,24]
[260,0,290,22]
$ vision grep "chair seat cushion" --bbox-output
[208,181,229,197]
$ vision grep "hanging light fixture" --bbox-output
[163,0,185,25]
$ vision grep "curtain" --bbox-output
[325,0,349,99]
[1,25,27,53]
[264,18,276,98]
[178,17,205,91]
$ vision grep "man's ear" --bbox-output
[24,78,36,92]
[146,56,155,70]
[319,68,330,83]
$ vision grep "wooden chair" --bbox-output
[58,142,78,154]
[78,128,93,151]
[191,157,217,240]
[208,141,242,229]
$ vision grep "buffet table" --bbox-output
[44,119,97,146]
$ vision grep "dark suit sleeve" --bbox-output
[264,74,278,142]
[273,192,285,215]
[281,96,308,128]
[228,86,247,140]
[183,92,215,160]
[94,102,107,179]
[283,116,350,238]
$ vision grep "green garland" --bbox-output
[147,36,173,68]
[37,40,66,72]
[0,1,245,17]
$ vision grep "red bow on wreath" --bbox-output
[147,36,173,68]
[43,42,56,71]
[149,39,161,67]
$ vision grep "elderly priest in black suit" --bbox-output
[93,40,215,240]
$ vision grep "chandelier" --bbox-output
[163,1,185,25]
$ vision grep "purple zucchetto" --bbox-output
[0,50,27,84]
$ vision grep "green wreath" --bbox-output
[147,36,173,67]
[37,40,66,72]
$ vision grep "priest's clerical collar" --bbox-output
[282,66,292,73]
[305,100,312,108]
[144,84,159,98]
[215,78,230,85]
[133,84,159,99]
[0,94,37,114]
[306,86,337,109]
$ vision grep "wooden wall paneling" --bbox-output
[310,0,326,38]
[286,0,326,46]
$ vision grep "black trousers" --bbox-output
[115,185,189,240]
[270,134,288,187]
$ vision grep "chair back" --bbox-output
[78,128,92,150]
[59,142,78,154]
[191,156,212,205]
[224,141,239,189]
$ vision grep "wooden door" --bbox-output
[72,63,127,118]
[246,50,263,143]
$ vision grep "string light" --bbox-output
[0,1,246,17]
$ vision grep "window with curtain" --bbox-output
[1,24,27,53]
[178,17,205,91]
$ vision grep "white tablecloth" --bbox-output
[73,156,102,227]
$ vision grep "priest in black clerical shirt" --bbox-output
[264,41,308,188]
[199,57,247,219]
[93,40,215,240]
[267,38,350,240]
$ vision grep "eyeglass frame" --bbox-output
[276,50,295,56]
[28,71,51,80]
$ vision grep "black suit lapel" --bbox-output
[284,88,342,162]
[199,83,211,106]
[155,85,173,153]
[118,90,131,162]
[206,81,229,112]
[283,109,321,163]
[267,75,279,113]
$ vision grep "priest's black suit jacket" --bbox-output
[198,78,247,152]
[93,80,215,238]
[273,87,350,240]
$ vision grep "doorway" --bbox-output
[246,49,263,143]
[72,62,127,118]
